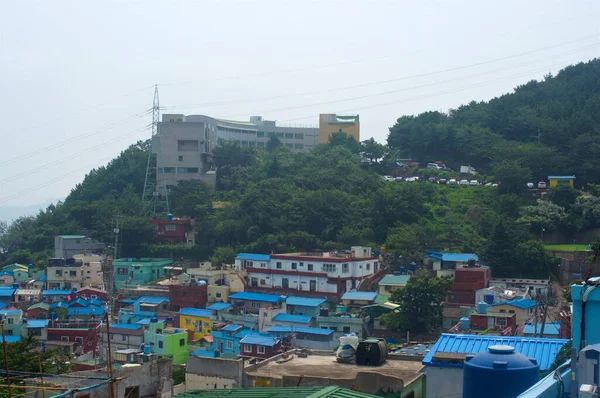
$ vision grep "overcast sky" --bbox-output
[1,1,599,208]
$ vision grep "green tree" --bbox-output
[381,274,452,333]
[210,246,237,266]
[169,180,213,218]
[547,184,580,209]
[361,137,386,164]
[328,131,361,153]
[492,160,532,194]
[266,136,283,152]
[518,200,567,233]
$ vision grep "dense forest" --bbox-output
[2,59,600,279]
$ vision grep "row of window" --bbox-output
[275,262,315,271]
[217,126,306,141]
[158,167,199,174]
[243,343,265,354]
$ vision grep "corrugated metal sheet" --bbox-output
[340,291,377,301]
[268,325,334,336]
[174,386,379,397]
[272,313,312,324]
[425,251,479,262]
[25,319,49,328]
[207,302,232,311]
[422,333,569,370]
[229,292,282,303]
[236,253,271,262]
[239,334,279,347]
[523,322,560,336]
[178,308,212,318]
[378,274,410,286]
[222,324,242,332]
[491,298,536,309]
[285,297,326,307]
[136,296,170,304]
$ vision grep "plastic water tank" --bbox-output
[399,266,406,274]
[477,302,488,314]
[166,213,173,220]
[143,344,151,355]
[459,317,470,330]
[484,294,495,305]
[409,262,417,272]
[463,345,539,398]
[12,283,19,289]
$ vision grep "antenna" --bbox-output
[142,85,170,214]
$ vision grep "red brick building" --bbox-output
[447,266,491,306]
[47,324,100,356]
[469,312,516,335]
[169,284,208,312]
[148,217,194,244]
[73,287,109,302]
[239,334,282,359]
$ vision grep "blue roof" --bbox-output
[207,302,232,311]
[179,308,212,318]
[548,176,575,179]
[110,323,142,330]
[268,325,334,336]
[0,310,21,316]
[136,296,170,304]
[341,291,378,301]
[88,298,104,307]
[0,336,21,343]
[136,318,152,325]
[0,288,16,297]
[119,299,136,304]
[67,307,105,316]
[42,290,71,296]
[285,297,326,307]
[0,302,7,310]
[26,319,49,329]
[69,298,89,307]
[491,298,536,310]
[236,253,271,262]
[422,333,569,371]
[0,271,14,277]
[523,322,560,336]
[272,313,312,324]
[240,334,279,347]
[191,349,218,358]
[425,251,479,262]
[222,324,243,332]
[35,276,47,282]
[229,292,282,303]
[49,302,70,309]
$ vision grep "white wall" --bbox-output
[247,272,337,294]
[426,366,464,398]
[185,373,237,390]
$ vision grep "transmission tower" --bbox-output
[142,85,170,214]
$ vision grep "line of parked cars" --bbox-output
[381,175,498,186]
[527,182,547,189]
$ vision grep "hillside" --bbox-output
[388,58,600,185]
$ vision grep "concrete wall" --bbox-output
[186,355,244,387]
[425,366,463,398]
[186,373,237,390]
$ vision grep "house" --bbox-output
[54,235,104,259]
[489,278,551,296]
[475,285,530,305]
[422,333,569,398]
[41,289,72,303]
[267,325,336,350]
[271,313,313,328]
[73,254,104,288]
[490,298,536,334]
[178,308,213,341]
[14,289,41,304]
[169,283,208,312]
[235,247,380,299]
[73,287,109,302]
[239,334,281,359]
[340,290,378,307]
[143,319,189,365]
[23,319,49,342]
[0,287,16,302]
[26,302,49,319]
[548,175,575,188]
[378,274,410,295]
[118,296,170,324]
[112,257,174,290]
[363,301,401,331]
[460,310,517,335]
[1,264,31,286]
[28,276,47,290]
[66,306,105,320]
[207,302,232,316]
[0,309,22,336]
[46,258,83,290]
[522,321,560,338]
[229,292,283,313]
[211,324,257,355]
[100,323,144,361]
[0,272,15,287]
[285,296,327,317]
[447,266,491,306]
[425,251,479,278]
[148,216,195,245]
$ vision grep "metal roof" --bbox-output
[236,253,271,262]
[58,235,86,239]
[240,334,279,347]
[341,291,377,301]
[491,298,536,310]
[136,318,152,325]
[178,308,212,318]
[67,307,105,316]
[27,302,49,311]
[425,251,479,262]
[272,313,312,324]
[268,325,334,336]
[378,274,410,286]
[207,302,232,311]
[285,297,326,307]
[49,302,70,309]
[0,336,21,343]
[548,176,575,179]
[136,296,170,304]
[174,386,379,397]
[0,310,21,316]
[26,319,49,329]
[222,324,242,332]
[42,290,71,296]
[229,292,282,303]
[523,322,560,336]
[0,288,16,297]
[422,333,569,371]
[110,323,143,330]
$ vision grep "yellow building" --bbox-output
[548,175,575,188]
[178,308,213,341]
[318,114,360,144]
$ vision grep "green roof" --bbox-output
[58,235,87,239]
[373,294,390,305]
[27,303,49,311]
[175,386,378,397]
[379,274,410,286]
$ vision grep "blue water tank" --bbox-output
[399,266,406,274]
[477,302,488,314]
[484,294,495,305]
[166,213,173,220]
[409,262,417,272]
[143,344,151,355]
[463,345,539,398]
[12,284,19,289]
[197,280,207,286]
[151,318,159,323]
[459,317,470,330]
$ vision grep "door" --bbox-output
[282,278,289,289]
[309,280,316,292]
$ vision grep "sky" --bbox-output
[0,1,599,209]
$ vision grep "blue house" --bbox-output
[285,296,326,317]
[522,322,560,337]
[118,296,170,324]
[211,324,259,355]
[425,251,479,277]
[67,307,105,318]
[41,290,71,303]
[271,313,313,327]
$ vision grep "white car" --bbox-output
[459,179,469,186]
[538,181,547,189]
[527,182,534,189]
[448,179,457,185]
[395,177,403,182]
[382,175,394,181]
[469,180,479,186]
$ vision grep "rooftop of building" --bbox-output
[425,251,479,262]
[136,296,170,305]
[112,257,173,265]
[175,386,378,398]
[67,307,105,316]
[267,326,334,336]
[0,287,16,297]
[239,334,279,347]
[245,353,423,384]
[491,298,536,310]
[42,289,71,295]
[548,175,576,179]
[489,277,550,285]
[229,292,283,303]
[270,250,376,260]
[26,320,49,329]
[285,297,326,307]
[272,313,312,324]
[522,322,560,336]
[378,274,410,286]
[207,302,232,311]
[341,291,377,301]
[178,308,212,318]
[57,235,87,239]
[236,253,271,262]
[27,302,49,311]
[221,324,243,332]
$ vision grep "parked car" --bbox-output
[469,180,479,186]
[538,181,547,189]
[438,178,448,184]
[395,177,403,182]
[382,175,394,181]
[427,163,443,170]
[527,182,534,189]
[459,179,470,186]
[448,179,457,185]
[485,182,494,187]
[428,177,437,183]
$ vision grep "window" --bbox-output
[257,345,265,354]
[285,133,294,139]
[75,337,83,344]
[185,319,191,325]
[509,310,515,314]
[366,263,370,271]
[322,263,336,272]
[257,131,265,138]
[61,336,69,341]
[299,262,304,267]
[216,292,222,298]
[178,140,199,152]
[70,270,77,277]
[260,279,266,285]
[160,167,176,173]
[251,302,259,308]
[244,344,252,352]
[178,167,199,174]
[178,156,183,162]
[121,335,127,341]
[226,341,233,349]
[165,224,177,231]
[496,318,507,327]
[291,263,297,270]
[276,262,282,269]
[285,143,293,149]
[251,277,258,287]
[117,268,128,275]
[343,326,351,334]
[294,133,304,140]
[203,322,210,327]
[158,341,164,349]
[342,263,349,273]
[499,309,506,313]
[7,319,13,325]
[180,339,185,346]
[260,262,267,268]
[55,270,62,276]
[329,326,338,331]
[308,264,313,271]
[275,132,284,138]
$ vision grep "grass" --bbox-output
[544,244,590,251]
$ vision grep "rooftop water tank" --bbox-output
[477,302,488,314]
[463,345,539,398]
[197,280,207,286]
[12,284,19,289]
[356,339,388,366]
[459,317,470,330]
[143,344,151,355]
[484,294,495,305]
[409,262,417,272]
[399,266,406,274]
[166,213,173,220]
[150,318,159,323]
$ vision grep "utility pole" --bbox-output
[1,318,11,398]
[105,312,115,398]
[113,215,121,261]
[533,292,538,338]
[38,351,46,398]
[539,294,549,338]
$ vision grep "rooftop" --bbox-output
[548,175,576,179]
[27,302,49,311]
[67,307,105,316]
[491,298,536,310]
[379,274,410,286]
[422,333,569,371]
[522,322,560,336]
[26,320,49,329]
[285,297,327,307]
[42,290,71,296]
[109,323,143,330]
[245,353,423,384]
[229,292,282,303]
[112,258,173,265]
[207,302,232,311]
[341,291,377,302]
[0,287,16,297]
[221,324,243,332]
[179,308,212,318]
[272,313,312,324]
[175,386,379,398]
[136,296,170,305]
[267,326,334,336]
[236,253,271,262]
[240,334,279,347]
[425,251,479,262]
[58,235,87,239]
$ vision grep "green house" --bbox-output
[112,258,173,289]
[143,319,188,365]
[2,264,30,283]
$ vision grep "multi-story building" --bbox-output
[0,309,22,337]
[425,251,480,278]
[148,216,196,245]
[143,319,189,365]
[46,258,83,290]
[178,308,212,341]
[112,258,174,290]
[169,284,208,312]
[100,323,144,361]
[54,235,104,259]
[46,324,100,357]
[318,114,360,144]
[234,247,379,300]
[73,254,104,288]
